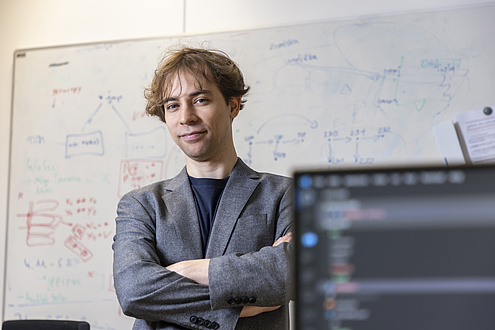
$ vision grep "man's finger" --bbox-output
[273,232,293,246]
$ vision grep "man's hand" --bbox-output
[240,306,281,318]
[166,259,210,286]
[239,232,293,318]
[273,232,292,246]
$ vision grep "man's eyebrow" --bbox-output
[164,89,212,103]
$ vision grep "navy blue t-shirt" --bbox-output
[189,176,229,255]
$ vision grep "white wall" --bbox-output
[2,0,494,322]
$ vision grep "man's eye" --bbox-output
[166,103,179,111]
[195,98,208,104]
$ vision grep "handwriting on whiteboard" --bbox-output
[16,197,112,262]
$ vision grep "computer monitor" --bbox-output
[294,165,495,330]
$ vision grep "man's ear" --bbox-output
[229,97,241,119]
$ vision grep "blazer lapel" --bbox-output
[161,167,204,259]
[205,159,259,258]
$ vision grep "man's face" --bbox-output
[163,71,240,163]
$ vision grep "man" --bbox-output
[113,46,294,329]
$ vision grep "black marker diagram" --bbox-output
[63,92,167,196]
[66,93,167,160]
[236,21,470,169]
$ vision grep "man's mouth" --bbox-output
[180,130,206,141]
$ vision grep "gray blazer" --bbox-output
[113,159,294,329]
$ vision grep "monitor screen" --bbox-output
[294,165,495,330]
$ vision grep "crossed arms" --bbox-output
[166,232,293,317]
[113,178,295,328]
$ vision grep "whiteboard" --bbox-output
[5,4,495,328]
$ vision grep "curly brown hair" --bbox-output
[144,46,250,123]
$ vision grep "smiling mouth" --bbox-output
[180,131,206,141]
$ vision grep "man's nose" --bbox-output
[179,103,198,125]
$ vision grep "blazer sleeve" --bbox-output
[112,191,241,329]
[207,181,295,311]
